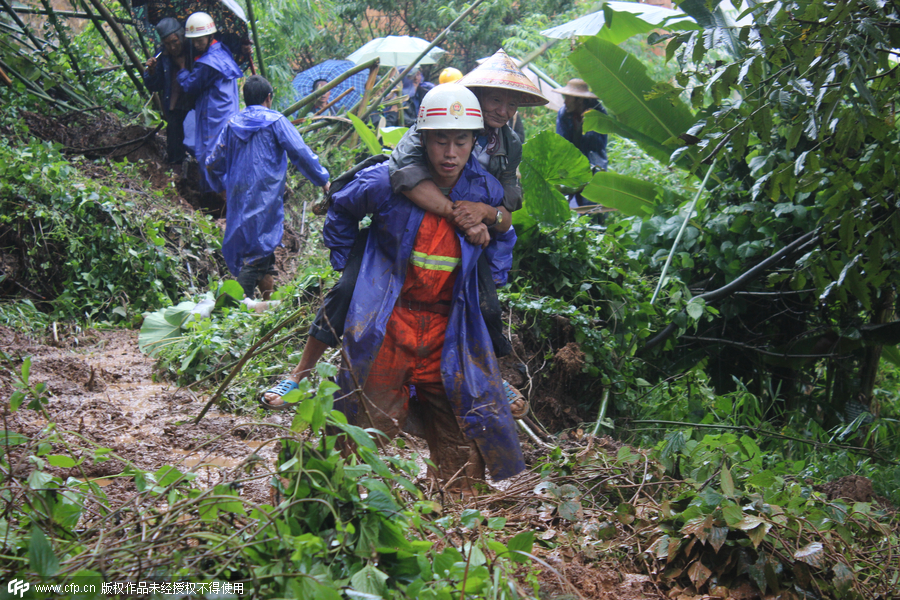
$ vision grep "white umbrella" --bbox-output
[541,1,694,39]
[346,36,446,67]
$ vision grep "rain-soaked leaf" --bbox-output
[534,481,560,499]
[832,561,853,594]
[722,503,744,527]
[615,502,636,525]
[735,515,765,530]
[687,559,712,588]
[746,520,771,548]
[682,514,714,542]
[708,526,729,552]
[793,541,825,568]
[651,534,671,559]
[747,552,768,593]
[559,500,584,521]
[596,521,617,540]
[558,484,580,499]
[720,465,735,497]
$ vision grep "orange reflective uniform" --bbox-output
[367,212,460,389]
[359,213,484,485]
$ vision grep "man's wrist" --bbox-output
[485,207,502,228]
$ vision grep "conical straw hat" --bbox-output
[459,49,548,107]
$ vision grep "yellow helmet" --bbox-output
[439,67,463,84]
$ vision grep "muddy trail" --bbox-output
[0,324,666,600]
[0,110,663,598]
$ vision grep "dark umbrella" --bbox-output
[130,0,251,67]
[291,59,370,113]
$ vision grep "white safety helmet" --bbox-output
[185,12,216,38]
[417,84,483,131]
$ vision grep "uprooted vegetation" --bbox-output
[3,323,898,599]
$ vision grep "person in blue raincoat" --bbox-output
[176,12,243,193]
[206,75,330,299]
[325,84,524,492]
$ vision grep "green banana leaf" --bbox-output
[569,36,696,162]
[583,110,674,166]
[348,114,383,155]
[581,171,659,218]
[675,0,744,58]
[518,130,593,228]
[380,126,408,148]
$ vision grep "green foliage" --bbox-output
[517,130,593,231]
[149,263,337,410]
[1,351,538,599]
[0,132,221,322]
[571,36,696,171]
[646,428,896,599]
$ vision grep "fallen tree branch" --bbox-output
[61,123,163,156]
[640,228,821,353]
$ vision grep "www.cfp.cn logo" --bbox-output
[7,580,29,598]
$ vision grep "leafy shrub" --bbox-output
[1,358,537,599]
[0,135,222,322]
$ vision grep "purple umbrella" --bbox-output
[291,59,370,113]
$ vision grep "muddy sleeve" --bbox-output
[484,226,516,288]
[388,123,431,193]
[275,117,329,187]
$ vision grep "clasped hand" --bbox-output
[447,201,493,249]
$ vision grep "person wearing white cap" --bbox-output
[322,84,524,494]
[390,49,549,241]
[175,11,243,193]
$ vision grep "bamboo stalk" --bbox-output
[84,0,148,97]
[0,21,52,51]
[0,57,78,110]
[39,0,88,89]
[281,56,380,118]
[79,0,145,95]
[0,62,11,87]
[290,86,355,124]
[348,63,379,146]
[116,0,151,57]
[245,0,266,79]
[322,69,394,141]
[8,6,134,24]
[0,0,45,50]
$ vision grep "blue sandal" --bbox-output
[503,380,529,418]
[259,379,299,411]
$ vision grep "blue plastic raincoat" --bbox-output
[177,41,242,192]
[206,105,330,276]
[324,159,525,480]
